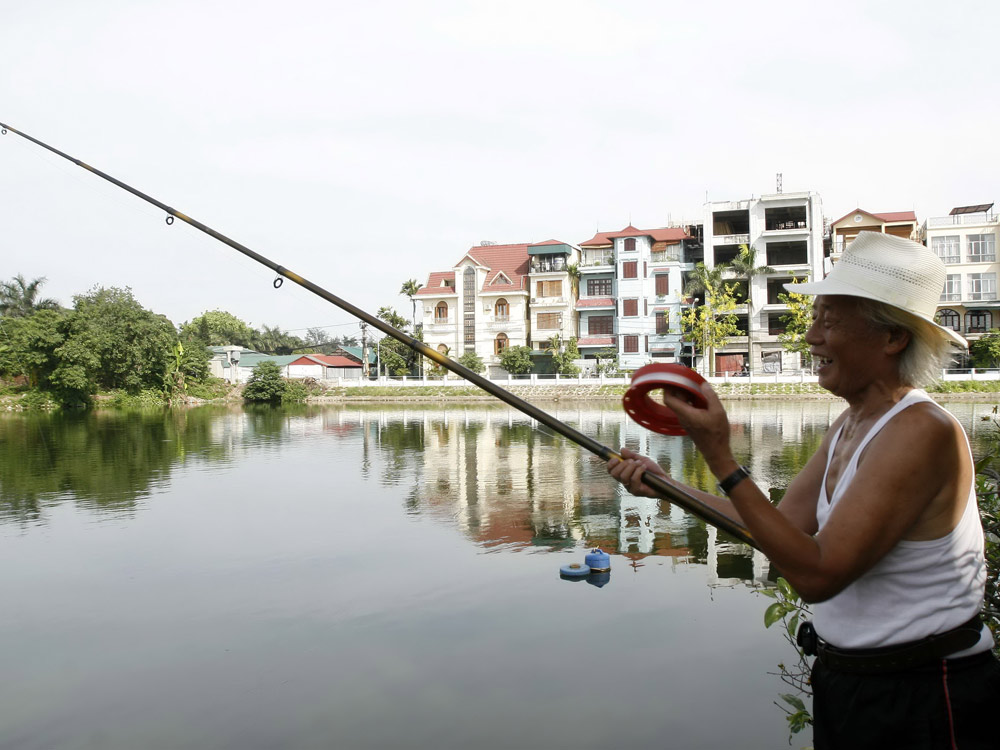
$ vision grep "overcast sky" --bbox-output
[1,0,995,338]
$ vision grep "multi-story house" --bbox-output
[922,203,999,349]
[704,191,824,374]
[526,240,580,359]
[829,208,919,267]
[576,225,699,372]
[419,241,579,377]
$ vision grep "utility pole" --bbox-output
[360,322,369,379]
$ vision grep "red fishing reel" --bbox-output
[622,363,708,435]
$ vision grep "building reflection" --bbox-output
[357,401,855,587]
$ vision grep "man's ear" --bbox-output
[885,327,911,356]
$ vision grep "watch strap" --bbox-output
[718,465,750,495]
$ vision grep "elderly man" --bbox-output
[608,232,999,749]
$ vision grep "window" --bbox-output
[434,301,449,322]
[765,241,808,266]
[968,273,997,301]
[587,278,612,296]
[941,275,961,302]
[767,277,806,304]
[494,333,509,355]
[623,298,638,317]
[588,315,613,335]
[932,236,961,264]
[537,280,563,297]
[655,311,669,334]
[655,274,669,296]
[966,310,992,333]
[937,308,960,331]
[623,261,638,279]
[768,313,788,335]
[494,298,509,320]
[623,335,639,353]
[623,237,636,251]
[968,234,996,263]
[464,267,476,350]
[537,312,560,329]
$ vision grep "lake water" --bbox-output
[0,399,996,749]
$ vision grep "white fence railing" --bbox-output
[314,368,1000,388]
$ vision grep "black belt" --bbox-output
[797,615,984,674]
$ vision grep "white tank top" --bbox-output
[812,389,992,654]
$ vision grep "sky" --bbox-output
[1,0,996,340]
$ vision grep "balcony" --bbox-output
[530,258,568,273]
[531,296,567,306]
[425,320,456,333]
[927,213,998,227]
[650,250,681,264]
[581,251,614,268]
[714,233,749,246]
[763,221,809,233]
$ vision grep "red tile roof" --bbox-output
[310,354,362,367]
[416,271,457,296]
[576,297,615,308]
[579,225,690,246]
[873,211,917,223]
[466,243,531,292]
[528,239,571,247]
[290,354,360,367]
[578,336,614,347]
[830,208,918,226]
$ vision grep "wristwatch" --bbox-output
[717,465,751,496]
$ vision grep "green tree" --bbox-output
[377,306,410,332]
[778,290,814,370]
[63,286,178,394]
[0,274,60,318]
[970,330,1000,369]
[730,245,775,374]
[399,279,424,333]
[566,263,581,299]
[0,309,65,387]
[499,345,534,375]
[594,346,620,376]
[456,351,485,374]
[547,335,581,375]
[252,324,304,355]
[179,310,255,347]
[681,283,740,376]
[241,361,286,403]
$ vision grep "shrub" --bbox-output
[242,361,286,403]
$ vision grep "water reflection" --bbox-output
[2,400,997,587]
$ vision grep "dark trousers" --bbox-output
[812,650,1000,749]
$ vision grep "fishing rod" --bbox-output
[0,122,756,549]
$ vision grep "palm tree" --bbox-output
[729,245,775,374]
[399,279,424,333]
[683,262,729,375]
[0,274,59,317]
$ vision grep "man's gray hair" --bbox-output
[856,298,956,387]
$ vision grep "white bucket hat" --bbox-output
[784,231,967,347]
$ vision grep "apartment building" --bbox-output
[576,225,700,371]
[922,203,999,346]
[704,191,824,374]
[526,240,580,359]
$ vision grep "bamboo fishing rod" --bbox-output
[0,122,756,549]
